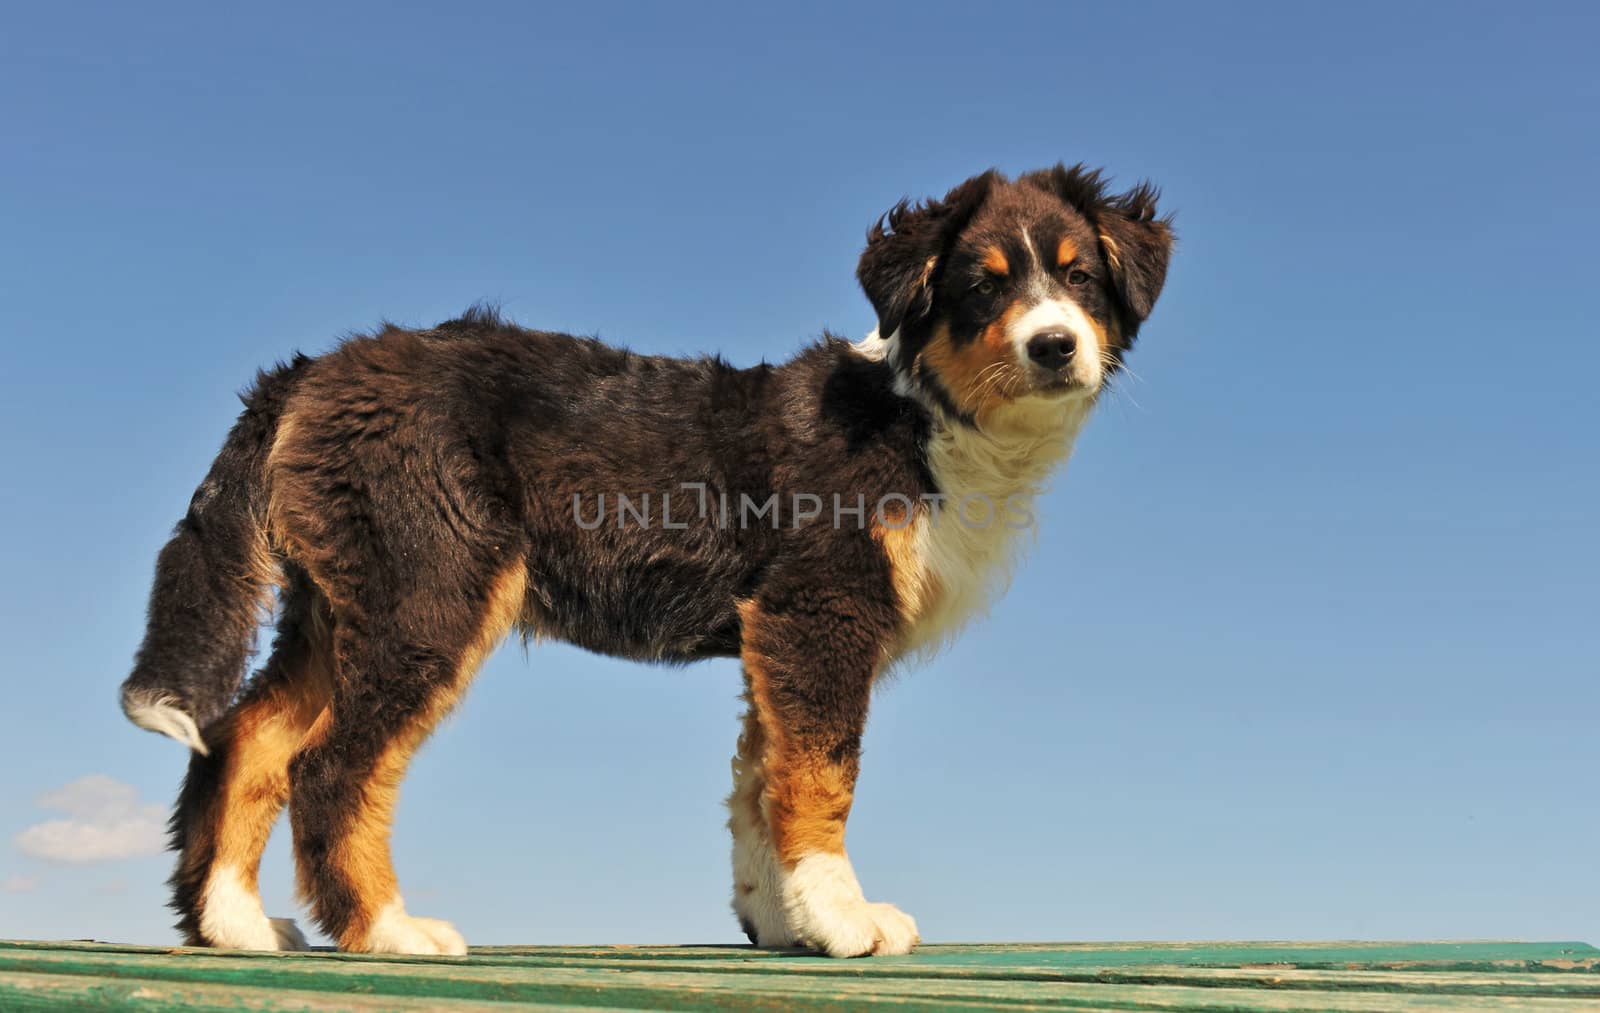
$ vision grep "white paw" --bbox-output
[411,916,468,955]
[780,853,920,958]
[199,866,311,951]
[862,902,920,956]
[734,880,794,948]
[730,808,793,946]
[362,898,468,956]
[268,917,311,951]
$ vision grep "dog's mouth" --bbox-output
[1026,370,1099,399]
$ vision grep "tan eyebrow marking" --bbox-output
[982,247,1009,275]
[1057,237,1078,267]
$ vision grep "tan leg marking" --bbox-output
[330,564,527,951]
[199,633,333,950]
[735,602,918,957]
[213,654,334,877]
[737,605,853,866]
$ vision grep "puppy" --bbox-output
[121,165,1172,957]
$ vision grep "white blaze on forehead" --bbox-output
[1019,227,1043,272]
[1003,295,1104,388]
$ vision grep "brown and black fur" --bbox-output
[122,164,1172,953]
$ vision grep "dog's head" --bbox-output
[858,165,1173,423]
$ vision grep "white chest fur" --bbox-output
[850,329,1093,663]
[886,397,1091,662]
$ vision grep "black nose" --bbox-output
[1026,331,1077,370]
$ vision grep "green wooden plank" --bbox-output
[460,941,1600,976]
[7,939,1597,980]
[0,969,637,1012]
[0,949,1069,1011]
[3,964,1597,1013]
[4,940,1599,1012]
[4,945,1600,1011]
[12,941,1595,1000]
[9,939,1596,968]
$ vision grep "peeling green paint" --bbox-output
[2,939,1596,1010]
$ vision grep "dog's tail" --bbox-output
[119,355,311,754]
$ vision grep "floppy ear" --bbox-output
[1023,163,1174,328]
[857,170,1000,339]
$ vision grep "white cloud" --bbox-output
[13,775,167,864]
[1,874,41,893]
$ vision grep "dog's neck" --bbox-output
[852,328,1094,660]
[926,395,1090,503]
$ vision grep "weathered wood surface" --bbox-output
[2,939,1596,1011]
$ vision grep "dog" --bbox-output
[120,164,1173,957]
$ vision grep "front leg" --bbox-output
[728,697,793,947]
[732,598,919,957]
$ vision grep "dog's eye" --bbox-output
[1066,269,1090,286]
[974,279,998,297]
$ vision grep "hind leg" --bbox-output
[170,571,333,949]
[289,563,526,955]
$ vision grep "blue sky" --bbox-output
[2,1,1596,947]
